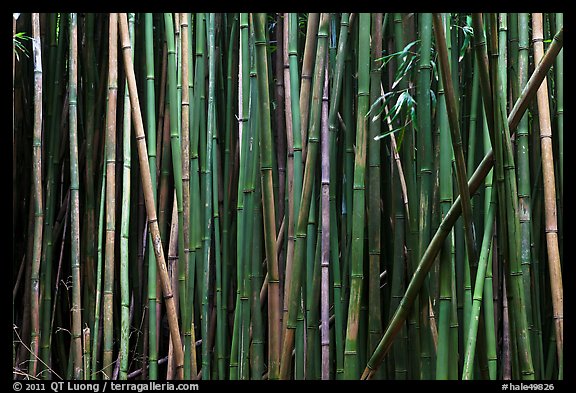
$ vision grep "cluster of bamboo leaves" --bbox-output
[12,12,563,380]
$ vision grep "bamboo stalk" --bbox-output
[367,14,383,377]
[320,49,330,380]
[103,12,118,380]
[68,12,84,380]
[118,12,184,380]
[253,12,282,380]
[119,12,134,381]
[532,13,563,379]
[39,13,67,379]
[92,157,106,379]
[299,13,320,160]
[343,12,370,379]
[144,12,159,381]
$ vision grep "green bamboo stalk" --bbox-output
[164,13,187,335]
[253,12,282,379]
[343,13,370,380]
[201,12,217,380]
[144,12,159,381]
[435,40,455,380]
[119,12,135,381]
[416,13,434,379]
[68,13,82,381]
[246,64,263,378]
[299,13,319,159]
[118,12,185,380]
[462,189,496,379]
[280,12,329,380]
[190,13,206,378]
[250,136,265,380]
[555,13,563,205]
[390,133,408,380]
[327,12,350,381]
[282,13,295,351]
[341,22,355,327]
[471,14,495,143]
[532,13,563,379]
[392,14,421,379]
[284,13,304,342]
[480,108,498,380]
[497,13,536,380]
[92,156,106,380]
[230,12,249,381]
[103,12,118,380]
[367,14,383,377]
[361,26,563,378]
[220,16,238,379]
[208,13,225,382]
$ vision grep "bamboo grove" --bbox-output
[12,12,563,380]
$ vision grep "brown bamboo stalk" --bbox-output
[320,50,330,380]
[532,12,563,375]
[103,12,118,380]
[29,12,43,378]
[118,12,184,380]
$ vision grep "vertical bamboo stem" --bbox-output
[532,13,563,379]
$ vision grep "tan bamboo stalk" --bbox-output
[68,13,84,380]
[117,12,184,380]
[29,12,43,378]
[532,13,563,377]
[103,13,118,380]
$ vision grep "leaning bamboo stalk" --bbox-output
[361,26,563,378]
[118,12,184,380]
[462,190,496,379]
[253,12,281,380]
[103,12,118,380]
[532,13,563,378]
